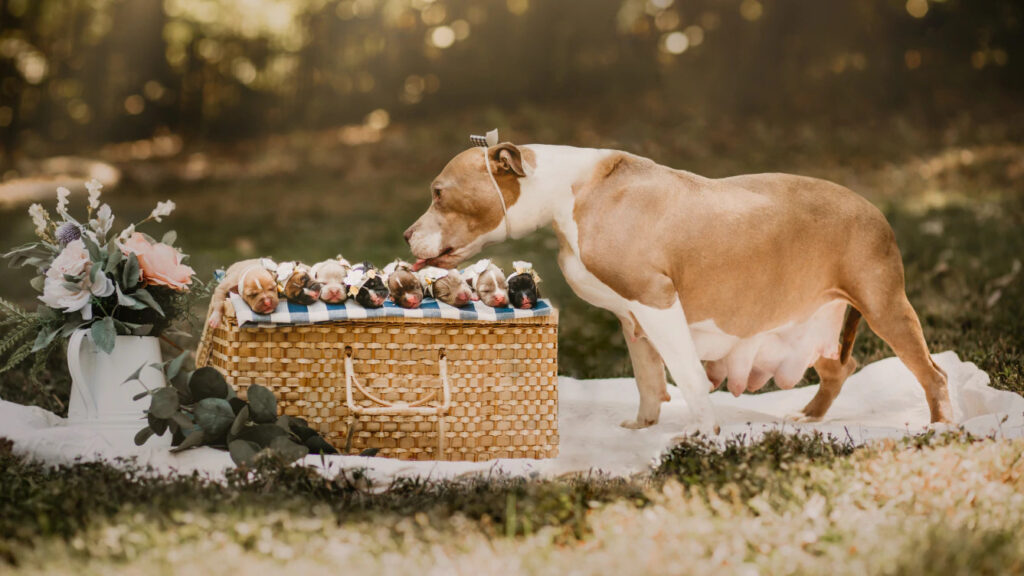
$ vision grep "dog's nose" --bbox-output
[492,294,506,307]
[403,228,413,244]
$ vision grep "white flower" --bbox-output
[150,200,175,222]
[90,204,113,238]
[28,203,48,236]
[117,224,136,244]
[56,187,71,215]
[85,179,103,210]
[39,239,115,319]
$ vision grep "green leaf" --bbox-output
[131,324,153,336]
[165,350,189,381]
[105,247,123,273]
[31,326,60,352]
[246,384,277,424]
[132,389,151,401]
[150,387,179,419]
[275,414,291,432]
[123,252,140,289]
[89,262,100,285]
[267,436,309,464]
[82,233,102,263]
[236,423,287,449]
[228,440,260,467]
[134,426,155,446]
[171,411,196,433]
[90,317,116,354]
[194,398,235,441]
[161,230,177,246]
[29,275,44,292]
[189,366,229,400]
[169,429,206,453]
[131,288,164,317]
[120,361,148,387]
[115,284,146,310]
[148,413,168,435]
[229,405,250,439]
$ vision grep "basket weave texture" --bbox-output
[196,301,559,461]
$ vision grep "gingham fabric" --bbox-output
[229,293,553,326]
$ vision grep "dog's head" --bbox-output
[278,262,322,306]
[464,259,508,308]
[312,257,350,304]
[384,260,423,309]
[507,261,541,309]
[404,143,534,270]
[239,266,279,314]
[346,263,389,308]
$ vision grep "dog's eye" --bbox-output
[432,187,442,201]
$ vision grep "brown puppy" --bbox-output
[208,258,279,328]
[462,258,509,307]
[383,260,424,308]
[417,266,472,307]
[311,257,351,304]
[276,262,321,306]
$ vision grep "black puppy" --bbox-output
[345,262,389,308]
[507,261,541,309]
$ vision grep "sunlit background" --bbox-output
[1,0,1022,383]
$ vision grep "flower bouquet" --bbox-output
[1,180,196,376]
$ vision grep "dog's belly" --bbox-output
[691,300,848,396]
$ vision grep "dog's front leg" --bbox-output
[618,314,670,429]
[628,299,718,437]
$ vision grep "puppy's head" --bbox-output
[430,269,473,307]
[312,257,350,304]
[404,143,535,270]
[384,260,423,309]
[507,262,541,309]
[346,263,389,308]
[239,266,279,314]
[464,260,508,308]
[279,263,321,305]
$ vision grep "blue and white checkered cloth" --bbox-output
[229,293,553,326]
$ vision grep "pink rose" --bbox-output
[122,233,194,291]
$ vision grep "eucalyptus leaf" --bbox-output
[131,324,153,336]
[246,384,277,424]
[275,414,291,432]
[82,233,101,263]
[267,436,309,464]
[105,247,123,273]
[194,398,234,441]
[115,284,146,310]
[305,436,338,455]
[150,387,179,419]
[359,448,380,457]
[31,326,60,352]
[229,405,251,439]
[161,230,177,245]
[189,366,229,400]
[121,361,147,387]
[131,288,164,317]
[29,275,44,292]
[90,317,116,354]
[148,413,168,435]
[132,390,151,401]
[169,429,205,453]
[165,350,188,382]
[236,423,287,448]
[171,411,196,433]
[134,426,155,446]
[228,439,260,467]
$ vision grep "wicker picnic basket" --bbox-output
[195,299,559,461]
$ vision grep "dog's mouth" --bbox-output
[413,247,456,271]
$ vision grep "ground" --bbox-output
[0,105,1022,573]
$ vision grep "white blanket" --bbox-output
[2,351,1021,483]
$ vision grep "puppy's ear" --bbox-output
[491,142,530,177]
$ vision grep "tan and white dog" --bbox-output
[404,141,954,435]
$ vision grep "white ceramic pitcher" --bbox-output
[67,329,169,447]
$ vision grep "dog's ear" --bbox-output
[491,142,529,177]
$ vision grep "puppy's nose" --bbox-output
[403,228,413,245]
[492,294,506,307]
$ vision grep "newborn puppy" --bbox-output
[383,260,423,309]
[462,259,509,308]
[507,261,542,309]
[208,258,280,328]
[276,261,322,306]
[311,257,351,304]
[345,262,389,308]
[418,266,473,307]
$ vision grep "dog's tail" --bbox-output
[838,306,862,364]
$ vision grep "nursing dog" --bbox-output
[404,139,953,435]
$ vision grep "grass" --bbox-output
[0,105,1023,573]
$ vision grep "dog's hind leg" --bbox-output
[796,307,861,421]
[618,314,670,429]
[629,299,718,436]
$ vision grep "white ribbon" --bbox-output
[472,129,512,241]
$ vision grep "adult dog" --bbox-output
[404,141,953,434]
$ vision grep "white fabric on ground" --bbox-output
[1,351,1022,483]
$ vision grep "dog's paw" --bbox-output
[620,418,657,430]
[786,411,823,424]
